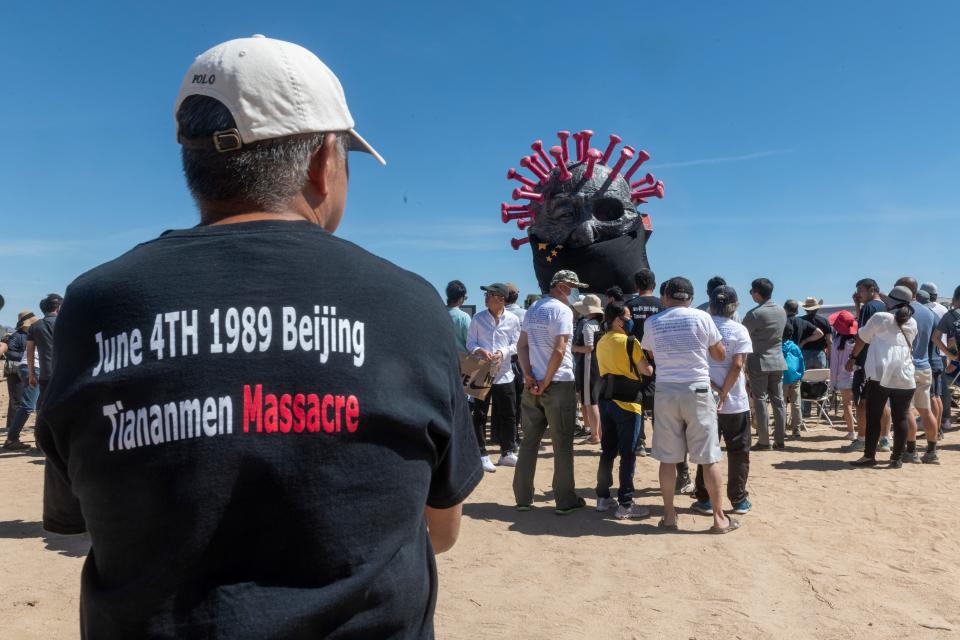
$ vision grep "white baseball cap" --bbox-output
[174,35,385,165]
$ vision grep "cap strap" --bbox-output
[178,128,244,153]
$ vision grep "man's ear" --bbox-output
[306,132,340,197]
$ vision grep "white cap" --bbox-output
[174,35,385,165]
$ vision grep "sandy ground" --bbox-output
[2,379,960,639]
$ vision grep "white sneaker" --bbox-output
[481,456,497,473]
[615,503,651,519]
[498,452,518,467]
[845,431,858,441]
[596,497,618,512]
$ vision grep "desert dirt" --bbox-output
[1,379,959,639]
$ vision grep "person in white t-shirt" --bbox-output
[514,270,587,515]
[641,277,739,534]
[847,286,918,469]
[691,286,754,516]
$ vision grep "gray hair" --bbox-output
[176,95,346,212]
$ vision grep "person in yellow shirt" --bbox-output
[594,301,654,519]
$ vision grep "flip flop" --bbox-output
[554,497,586,515]
[710,517,741,534]
[657,518,679,532]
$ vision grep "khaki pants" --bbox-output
[513,381,579,509]
[783,380,802,432]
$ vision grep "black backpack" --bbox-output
[597,334,651,403]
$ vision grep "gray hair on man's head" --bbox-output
[176,95,347,212]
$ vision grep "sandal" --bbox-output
[657,518,679,532]
[709,517,741,534]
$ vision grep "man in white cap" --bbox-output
[514,270,588,514]
[36,36,481,638]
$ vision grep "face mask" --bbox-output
[567,287,580,302]
[623,318,634,334]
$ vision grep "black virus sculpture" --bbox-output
[501,130,664,295]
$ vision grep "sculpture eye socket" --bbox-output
[591,197,624,222]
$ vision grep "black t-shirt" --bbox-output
[28,315,57,380]
[36,220,482,639]
[800,312,831,352]
[624,295,662,342]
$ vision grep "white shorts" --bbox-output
[651,381,722,465]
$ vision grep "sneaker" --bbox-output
[845,431,858,441]
[554,497,587,515]
[849,456,877,467]
[878,438,892,452]
[902,450,921,464]
[773,442,786,450]
[481,456,497,473]
[516,504,533,512]
[498,452,518,467]
[596,497,618,512]
[1,440,30,451]
[732,499,753,514]
[615,503,650,519]
[889,458,903,469]
[675,475,694,495]
[791,430,802,439]
[751,443,773,452]
[845,438,865,452]
[690,499,713,514]
[921,450,940,464]
[636,445,648,457]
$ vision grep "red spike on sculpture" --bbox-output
[580,130,593,161]
[631,181,664,201]
[501,203,533,223]
[511,236,530,250]
[517,218,534,230]
[623,149,652,182]
[531,140,554,169]
[520,156,549,183]
[571,132,583,162]
[513,188,545,203]
[557,131,570,163]
[549,146,572,181]
[600,134,622,166]
[528,154,549,176]
[608,146,635,179]
[630,173,655,189]
[584,148,602,180]
[507,167,538,189]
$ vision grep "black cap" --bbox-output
[481,283,509,297]
[664,276,694,301]
[710,285,738,306]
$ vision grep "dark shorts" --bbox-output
[852,368,867,404]
[931,371,942,397]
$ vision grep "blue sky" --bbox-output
[2,1,959,326]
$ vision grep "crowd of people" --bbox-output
[448,270,960,531]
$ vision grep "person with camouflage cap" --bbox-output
[514,270,588,514]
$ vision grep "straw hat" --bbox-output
[800,296,821,311]
[16,310,37,330]
[573,294,604,316]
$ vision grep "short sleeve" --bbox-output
[427,382,483,509]
[640,322,654,352]
[556,307,573,338]
[735,327,753,355]
[583,322,598,347]
[27,322,38,342]
[705,315,723,346]
[858,314,883,344]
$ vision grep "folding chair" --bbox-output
[799,368,833,431]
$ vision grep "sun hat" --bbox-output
[174,35,385,164]
[550,270,588,289]
[800,296,821,311]
[879,285,913,309]
[16,310,37,330]
[829,310,858,336]
[573,294,604,316]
